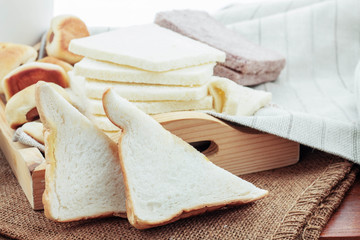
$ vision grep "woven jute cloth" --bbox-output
[0,147,358,240]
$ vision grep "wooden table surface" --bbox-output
[320,175,360,239]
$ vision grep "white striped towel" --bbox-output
[210,0,360,163]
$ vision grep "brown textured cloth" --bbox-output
[0,147,358,240]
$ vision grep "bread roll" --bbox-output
[0,42,37,93]
[5,83,70,129]
[46,15,90,64]
[2,62,69,100]
[38,56,73,72]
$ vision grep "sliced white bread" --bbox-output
[35,82,126,222]
[103,89,268,229]
[86,96,213,115]
[209,77,272,116]
[69,24,225,72]
[84,78,209,101]
[75,57,215,86]
[88,115,120,132]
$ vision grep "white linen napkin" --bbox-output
[210,0,360,163]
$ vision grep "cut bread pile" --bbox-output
[0,13,279,230]
[68,24,224,134]
[69,24,273,135]
[36,82,268,228]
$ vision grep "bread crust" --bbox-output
[3,62,69,100]
[120,130,268,229]
[46,15,90,64]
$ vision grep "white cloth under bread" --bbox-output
[211,0,360,163]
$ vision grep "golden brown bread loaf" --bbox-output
[2,62,69,100]
[0,42,38,93]
[46,15,90,64]
[38,56,73,72]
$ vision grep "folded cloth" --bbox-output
[0,147,357,239]
[209,0,360,163]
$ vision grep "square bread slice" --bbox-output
[74,57,215,86]
[36,82,126,222]
[86,96,213,115]
[69,24,225,72]
[84,78,209,101]
[103,89,268,229]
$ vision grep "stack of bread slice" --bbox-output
[68,24,225,134]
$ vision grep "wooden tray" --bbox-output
[0,99,300,210]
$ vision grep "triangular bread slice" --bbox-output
[74,57,215,86]
[103,89,268,229]
[36,82,126,222]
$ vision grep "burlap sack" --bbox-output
[0,147,357,240]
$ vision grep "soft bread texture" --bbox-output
[87,96,213,115]
[22,121,44,145]
[74,57,214,86]
[103,89,268,229]
[2,62,69,100]
[82,78,209,101]
[5,83,70,129]
[209,77,272,116]
[0,42,37,93]
[88,115,119,132]
[46,15,90,64]
[214,64,281,86]
[36,82,126,222]
[69,24,225,72]
[38,56,74,72]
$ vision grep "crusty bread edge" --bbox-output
[102,88,134,220]
[133,194,268,230]
[36,83,126,222]
[102,89,268,229]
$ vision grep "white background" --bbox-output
[53,0,238,27]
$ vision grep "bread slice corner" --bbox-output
[35,82,126,222]
[103,89,268,229]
